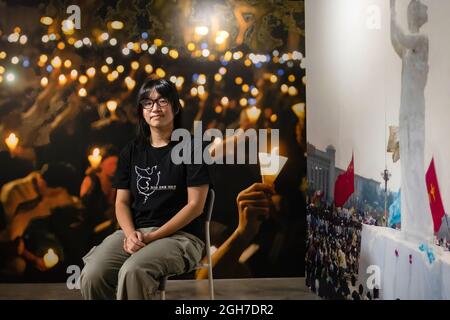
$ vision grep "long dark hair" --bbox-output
[136,78,183,147]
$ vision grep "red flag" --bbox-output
[334,154,355,207]
[426,158,446,233]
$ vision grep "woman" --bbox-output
[80,78,210,299]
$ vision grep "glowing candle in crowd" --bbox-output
[106,100,118,119]
[258,147,288,185]
[5,133,19,152]
[88,147,102,168]
[43,248,59,269]
[292,103,305,119]
[246,106,261,123]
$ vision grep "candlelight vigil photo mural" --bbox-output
[0,0,306,292]
[306,0,449,300]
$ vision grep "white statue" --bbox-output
[390,0,433,243]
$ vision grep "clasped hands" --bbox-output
[123,230,156,254]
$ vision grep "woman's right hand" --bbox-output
[123,230,146,254]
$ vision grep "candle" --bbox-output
[246,106,261,123]
[258,147,288,185]
[88,147,102,168]
[43,248,59,269]
[292,103,305,119]
[5,133,19,152]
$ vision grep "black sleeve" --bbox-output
[112,142,132,189]
[186,141,210,187]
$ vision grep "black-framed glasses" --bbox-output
[140,98,170,110]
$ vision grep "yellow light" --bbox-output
[11,56,19,64]
[101,65,109,73]
[198,74,206,85]
[70,69,78,80]
[176,77,184,88]
[61,19,75,34]
[302,76,307,85]
[64,59,71,68]
[79,75,88,84]
[215,30,229,45]
[99,32,109,42]
[288,86,298,96]
[86,67,96,78]
[219,67,227,75]
[235,77,243,85]
[197,85,205,95]
[214,73,222,82]
[0,66,4,74]
[0,51,6,59]
[224,51,232,61]
[116,65,124,73]
[57,42,65,50]
[251,88,259,97]
[169,49,179,59]
[43,249,59,269]
[292,103,305,119]
[239,98,248,107]
[190,87,198,96]
[88,148,102,168]
[0,75,2,83]
[131,61,139,70]
[19,35,28,45]
[195,26,209,36]
[107,73,115,82]
[5,133,19,152]
[67,37,76,45]
[215,105,223,113]
[270,114,278,123]
[106,57,113,65]
[288,75,296,82]
[51,56,62,68]
[202,49,210,57]
[125,76,136,90]
[78,88,87,97]
[154,38,163,46]
[145,64,153,74]
[244,59,252,67]
[281,84,288,93]
[246,106,262,123]
[187,43,195,51]
[221,96,229,106]
[40,16,53,25]
[58,74,67,85]
[106,100,118,113]
[111,71,119,78]
[233,51,243,60]
[14,27,21,33]
[242,84,249,93]
[270,75,278,83]
[6,73,15,82]
[179,99,185,108]
[133,42,140,52]
[111,21,124,30]
[156,68,165,78]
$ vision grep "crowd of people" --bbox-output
[306,202,380,300]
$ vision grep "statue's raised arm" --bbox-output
[390,0,428,57]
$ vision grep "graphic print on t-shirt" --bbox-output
[135,165,160,204]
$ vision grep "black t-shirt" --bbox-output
[112,139,210,240]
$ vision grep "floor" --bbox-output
[0,277,319,300]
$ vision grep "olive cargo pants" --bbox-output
[80,227,204,300]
